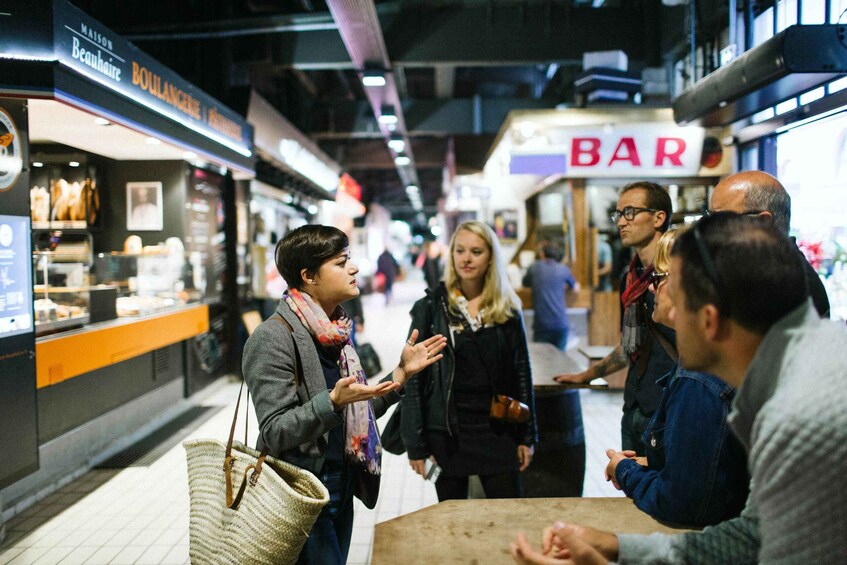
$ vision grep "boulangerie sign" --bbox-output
[510,123,706,177]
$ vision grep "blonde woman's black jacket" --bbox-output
[400,284,537,460]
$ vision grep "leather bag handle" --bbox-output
[224,313,302,509]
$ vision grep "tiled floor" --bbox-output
[0,278,624,564]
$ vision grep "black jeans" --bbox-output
[435,472,522,501]
[621,405,653,456]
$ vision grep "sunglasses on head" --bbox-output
[650,271,668,291]
[692,220,730,315]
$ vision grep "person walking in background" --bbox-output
[376,248,399,305]
[522,240,584,496]
[555,182,675,456]
[604,228,749,528]
[419,240,444,291]
[523,241,579,350]
[402,220,537,501]
[242,225,446,564]
[595,233,613,291]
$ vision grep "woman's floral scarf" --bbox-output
[283,288,382,475]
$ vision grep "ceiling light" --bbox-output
[94,117,111,126]
[378,105,398,125]
[32,161,43,167]
[69,161,80,167]
[361,69,386,87]
[146,137,162,145]
[394,154,411,166]
[405,184,419,194]
[387,135,405,152]
[307,204,319,215]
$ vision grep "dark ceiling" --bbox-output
[69,0,724,225]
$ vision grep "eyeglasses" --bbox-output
[692,221,730,315]
[650,271,669,291]
[610,206,658,223]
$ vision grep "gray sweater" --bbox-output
[242,302,400,475]
[618,300,847,564]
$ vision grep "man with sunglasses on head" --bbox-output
[511,213,847,565]
[556,182,675,457]
[709,170,829,318]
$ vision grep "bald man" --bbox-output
[709,170,830,318]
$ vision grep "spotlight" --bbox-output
[378,105,398,125]
[361,69,386,87]
[387,135,406,152]
[394,154,411,166]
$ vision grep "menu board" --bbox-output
[0,215,33,339]
[185,168,226,303]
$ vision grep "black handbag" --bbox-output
[380,403,405,455]
[356,342,382,377]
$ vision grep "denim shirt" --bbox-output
[615,366,750,528]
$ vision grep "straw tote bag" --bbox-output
[184,326,329,564]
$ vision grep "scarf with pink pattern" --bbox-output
[283,288,382,475]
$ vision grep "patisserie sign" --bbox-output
[51,0,252,157]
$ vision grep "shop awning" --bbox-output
[672,25,847,127]
[0,0,255,175]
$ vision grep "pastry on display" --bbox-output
[124,235,143,254]
[30,185,50,222]
[34,298,58,323]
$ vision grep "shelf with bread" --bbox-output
[29,150,101,230]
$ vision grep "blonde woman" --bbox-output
[401,221,537,501]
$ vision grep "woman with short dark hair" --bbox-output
[243,224,446,564]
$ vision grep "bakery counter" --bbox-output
[373,497,687,564]
[35,302,208,389]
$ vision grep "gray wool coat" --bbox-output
[242,301,401,475]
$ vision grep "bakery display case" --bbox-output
[32,230,120,335]
[93,239,199,317]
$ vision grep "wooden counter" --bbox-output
[373,497,686,564]
[35,303,208,388]
[528,342,611,391]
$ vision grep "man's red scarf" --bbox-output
[621,256,654,309]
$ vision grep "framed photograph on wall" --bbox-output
[126,181,163,231]
[492,209,518,242]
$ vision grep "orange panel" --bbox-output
[35,304,209,388]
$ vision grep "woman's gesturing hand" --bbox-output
[393,329,448,387]
[329,376,400,410]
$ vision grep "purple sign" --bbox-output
[509,153,568,175]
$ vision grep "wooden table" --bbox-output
[528,342,610,391]
[373,497,686,564]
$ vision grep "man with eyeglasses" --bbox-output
[510,213,847,564]
[709,170,829,318]
[556,181,675,457]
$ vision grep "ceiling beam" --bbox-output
[236,4,658,70]
[325,0,421,209]
[309,97,555,138]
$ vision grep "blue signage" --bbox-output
[52,0,252,158]
[0,215,33,339]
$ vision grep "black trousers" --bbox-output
[435,471,522,501]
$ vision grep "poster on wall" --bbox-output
[493,209,518,242]
[0,215,33,339]
[185,168,226,304]
[126,181,163,231]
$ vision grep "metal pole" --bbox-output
[690,0,697,84]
